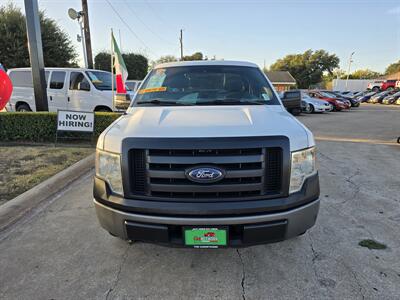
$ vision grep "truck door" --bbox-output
[47,71,67,112]
[68,71,92,111]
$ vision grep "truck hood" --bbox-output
[99,105,313,152]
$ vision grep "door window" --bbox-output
[49,71,66,89]
[70,72,90,91]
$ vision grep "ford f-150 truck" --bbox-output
[94,61,320,248]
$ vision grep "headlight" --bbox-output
[290,147,316,194]
[96,149,123,195]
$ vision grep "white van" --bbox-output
[6,68,129,112]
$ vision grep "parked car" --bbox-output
[6,68,130,112]
[368,90,395,104]
[280,90,302,115]
[367,80,384,92]
[93,60,320,247]
[357,91,377,103]
[396,80,400,90]
[307,90,346,111]
[319,90,351,109]
[395,97,400,105]
[301,92,332,113]
[382,91,400,104]
[126,80,142,92]
[330,91,360,107]
[379,80,397,91]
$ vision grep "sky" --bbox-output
[5,0,400,73]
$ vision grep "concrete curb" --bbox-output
[0,153,95,232]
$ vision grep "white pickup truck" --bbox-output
[93,60,320,248]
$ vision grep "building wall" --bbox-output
[273,84,292,92]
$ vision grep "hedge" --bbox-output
[0,112,121,143]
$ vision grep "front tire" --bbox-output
[16,104,31,112]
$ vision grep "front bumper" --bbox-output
[93,174,320,247]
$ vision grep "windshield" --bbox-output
[133,65,279,106]
[320,91,336,98]
[86,70,115,91]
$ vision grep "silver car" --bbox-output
[301,92,332,113]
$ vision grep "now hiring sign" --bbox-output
[57,110,95,132]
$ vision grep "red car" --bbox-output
[308,91,346,111]
[379,80,397,91]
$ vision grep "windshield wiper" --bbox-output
[135,99,193,106]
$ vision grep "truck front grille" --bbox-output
[128,147,283,201]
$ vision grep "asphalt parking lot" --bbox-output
[0,104,399,299]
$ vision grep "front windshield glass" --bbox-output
[86,71,115,91]
[133,65,279,106]
[320,91,336,98]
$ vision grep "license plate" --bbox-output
[184,227,228,248]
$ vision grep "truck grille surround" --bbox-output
[121,137,290,202]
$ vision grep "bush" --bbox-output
[0,112,120,143]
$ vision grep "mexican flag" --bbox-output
[112,32,128,94]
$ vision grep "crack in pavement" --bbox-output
[236,249,246,300]
[105,244,130,300]
[340,169,361,204]
[308,234,320,280]
[340,260,366,300]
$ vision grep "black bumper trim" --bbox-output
[94,173,319,217]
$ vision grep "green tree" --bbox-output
[385,60,400,75]
[183,52,204,61]
[349,69,381,79]
[150,55,178,68]
[0,4,77,69]
[94,51,149,80]
[270,49,340,89]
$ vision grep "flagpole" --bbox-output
[111,28,115,111]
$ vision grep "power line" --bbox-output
[143,0,170,28]
[104,0,157,56]
[123,0,175,47]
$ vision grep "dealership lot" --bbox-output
[0,104,399,299]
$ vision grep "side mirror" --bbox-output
[78,81,90,91]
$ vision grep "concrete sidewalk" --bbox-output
[0,140,399,299]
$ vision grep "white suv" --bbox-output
[94,61,320,248]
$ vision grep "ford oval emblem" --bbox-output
[186,166,225,183]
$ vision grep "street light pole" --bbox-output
[81,0,93,69]
[179,29,183,60]
[78,16,88,68]
[345,52,355,89]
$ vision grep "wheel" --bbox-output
[372,87,380,92]
[291,108,301,116]
[16,103,31,112]
[306,104,314,114]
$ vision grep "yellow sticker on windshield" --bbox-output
[138,87,167,94]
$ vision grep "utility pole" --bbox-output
[24,0,48,111]
[81,0,93,69]
[179,29,183,60]
[345,52,355,89]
